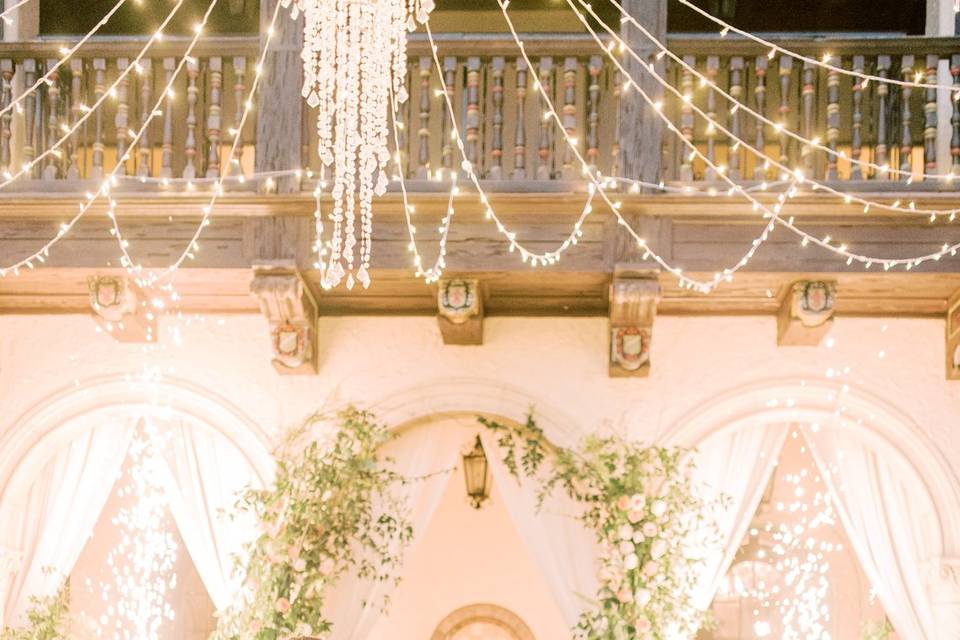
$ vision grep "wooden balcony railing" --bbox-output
[0,33,957,191]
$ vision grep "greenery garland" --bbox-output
[0,582,70,640]
[479,414,722,640]
[212,407,412,640]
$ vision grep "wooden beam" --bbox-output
[437,278,484,345]
[87,275,157,342]
[777,280,837,346]
[609,266,660,377]
[250,261,318,374]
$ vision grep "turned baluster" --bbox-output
[876,56,890,177]
[679,55,695,182]
[416,56,430,179]
[513,57,528,180]
[900,55,914,181]
[561,57,577,179]
[850,56,864,180]
[728,57,744,180]
[91,58,105,180]
[489,57,505,179]
[952,54,960,175]
[464,56,481,174]
[22,59,36,178]
[754,56,768,180]
[801,61,815,175]
[231,56,246,171]
[924,54,938,180]
[137,59,153,178]
[67,59,83,180]
[0,60,13,174]
[205,57,222,178]
[778,56,792,171]
[183,56,199,180]
[704,56,719,180]
[825,58,840,180]
[439,56,456,174]
[115,57,131,175]
[611,68,622,179]
[536,56,553,180]
[43,59,61,180]
[160,58,175,179]
[586,55,601,174]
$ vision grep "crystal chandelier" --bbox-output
[282,0,434,289]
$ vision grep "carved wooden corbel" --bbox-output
[609,267,660,377]
[87,276,157,342]
[777,280,837,346]
[250,262,318,374]
[437,278,483,345]
[946,290,960,380]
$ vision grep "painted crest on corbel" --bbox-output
[87,276,156,342]
[777,280,837,346]
[437,278,483,345]
[609,268,660,377]
[250,263,318,374]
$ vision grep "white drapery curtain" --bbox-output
[801,424,949,640]
[326,422,464,640]
[157,418,264,612]
[689,424,790,612]
[480,431,598,628]
[0,417,136,626]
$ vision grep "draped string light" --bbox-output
[674,0,960,92]
[279,0,435,290]
[612,0,960,188]
[0,0,36,26]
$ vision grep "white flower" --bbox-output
[643,560,659,577]
[629,493,646,511]
[632,530,646,544]
[642,521,659,538]
[619,540,634,555]
[651,499,667,517]
[635,588,652,606]
[624,553,639,570]
[618,524,633,541]
[650,538,668,560]
[292,558,307,572]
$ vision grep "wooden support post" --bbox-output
[777,280,836,346]
[437,278,483,345]
[87,276,158,343]
[618,0,667,186]
[945,290,960,379]
[250,261,318,374]
[255,0,303,193]
[609,267,660,377]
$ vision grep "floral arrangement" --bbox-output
[861,619,894,640]
[479,414,721,640]
[0,582,70,640]
[212,408,412,640]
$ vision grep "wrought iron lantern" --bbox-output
[462,435,489,509]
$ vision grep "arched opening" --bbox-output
[430,603,536,640]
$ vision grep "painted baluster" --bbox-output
[778,56,792,171]
[704,56,719,180]
[205,57,222,178]
[513,57,527,180]
[0,60,14,174]
[43,58,61,180]
[536,56,553,181]
[160,58,175,179]
[22,60,36,178]
[397,64,411,178]
[801,60,815,175]
[850,56,864,180]
[611,68,622,179]
[754,56,768,180]
[416,56,430,179]
[728,57,744,180]
[66,59,83,180]
[489,57,505,179]
[91,58,105,180]
[924,54,938,180]
[876,56,890,178]
[900,55,914,181]
[952,55,960,176]
[137,59,153,178]
[679,55,694,182]
[115,58,131,175]
[183,56,199,181]
[464,56,481,174]
[825,58,840,180]
[232,56,246,172]
[561,57,577,180]
[439,56,456,174]
[586,55,602,174]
